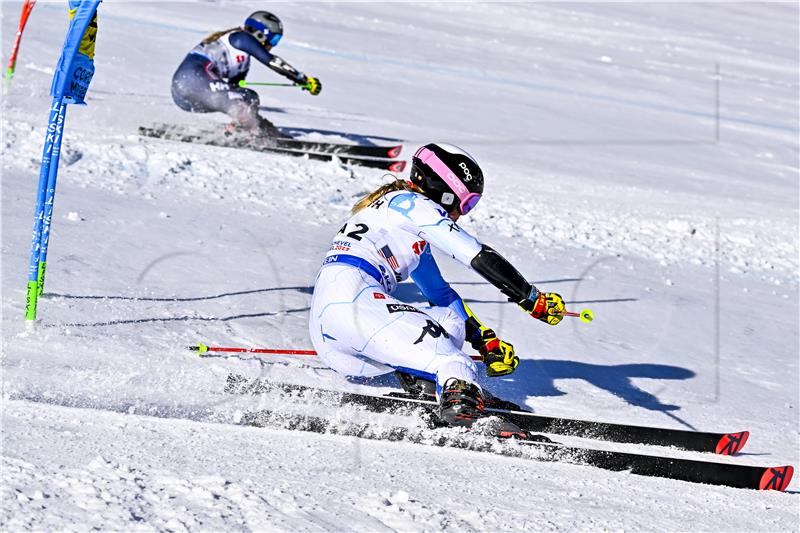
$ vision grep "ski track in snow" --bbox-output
[2,1,798,531]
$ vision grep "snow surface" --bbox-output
[2,1,798,530]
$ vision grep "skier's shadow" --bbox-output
[480,359,695,413]
[348,359,695,413]
[383,284,683,412]
[354,359,693,414]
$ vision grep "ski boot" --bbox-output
[396,371,524,410]
[394,371,436,400]
[223,115,287,143]
[482,389,525,412]
[438,378,529,438]
[254,115,288,139]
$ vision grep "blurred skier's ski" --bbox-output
[139,124,406,171]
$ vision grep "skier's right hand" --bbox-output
[520,291,565,325]
[476,329,519,377]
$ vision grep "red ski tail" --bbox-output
[759,466,793,491]
[715,431,749,455]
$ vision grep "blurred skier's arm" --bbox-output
[229,30,319,92]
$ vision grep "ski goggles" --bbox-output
[415,147,482,215]
[245,18,283,47]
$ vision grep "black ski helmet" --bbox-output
[410,143,484,215]
[244,11,283,47]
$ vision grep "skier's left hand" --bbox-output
[522,291,566,326]
[475,329,519,377]
[302,76,322,95]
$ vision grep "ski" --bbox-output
[274,137,402,159]
[139,124,406,171]
[139,123,402,157]
[225,375,750,455]
[241,408,793,491]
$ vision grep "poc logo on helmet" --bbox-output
[459,161,473,181]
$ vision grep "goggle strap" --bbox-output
[415,147,478,213]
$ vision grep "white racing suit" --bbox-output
[309,190,485,396]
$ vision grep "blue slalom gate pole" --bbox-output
[26,98,65,320]
[25,0,99,324]
[37,102,68,297]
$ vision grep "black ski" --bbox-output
[139,124,406,171]
[241,408,793,491]
[274,137,402,159]
[225,375,750,455]
[260,145,405,171]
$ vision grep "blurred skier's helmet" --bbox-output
[244,11,283,47]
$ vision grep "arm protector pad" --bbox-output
[267,55,306,83]
[470,244,539,304]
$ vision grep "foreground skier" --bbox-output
[309,143,566,433]
[171,10,321,136]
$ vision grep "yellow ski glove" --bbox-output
[463,302,519,377]
[475,329,519,377]
[302,76,322,95]
[522,291,566,325]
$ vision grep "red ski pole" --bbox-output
[189,344,483,361]
[5,0,37,86]
[190,344,318,356]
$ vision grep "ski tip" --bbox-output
[715,431,749,455]
[759,465,793,491]
[387,145,403,159]
[388,161,407,173]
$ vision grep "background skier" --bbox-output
[309,143,567,433]
[171,10,321,137]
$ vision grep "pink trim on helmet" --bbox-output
[414,147,481,214]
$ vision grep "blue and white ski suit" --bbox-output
[309,190,485,394]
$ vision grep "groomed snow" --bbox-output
[2,1,798,531]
